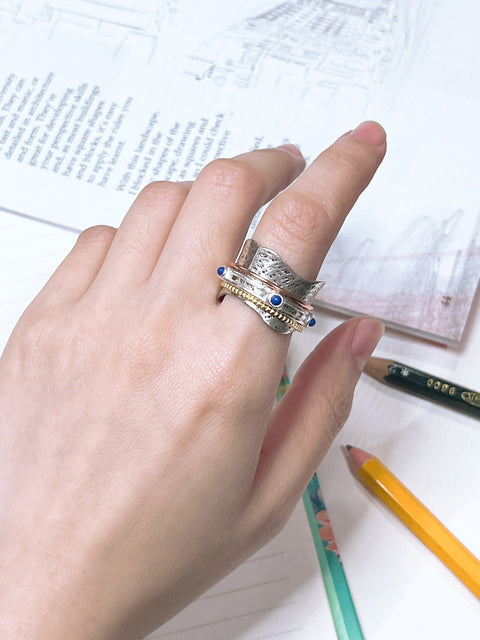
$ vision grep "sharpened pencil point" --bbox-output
[344,447,480,600]
[341,445,353,467]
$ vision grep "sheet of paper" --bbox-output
[0,0,479,344]
[149,501,335,640]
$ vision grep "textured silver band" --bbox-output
[217,239,325,334]
[237,239,325,302]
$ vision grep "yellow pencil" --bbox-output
[345,445,480,600]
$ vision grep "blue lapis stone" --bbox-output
[217,266,226,276]
[308,317,316,327]
[270,294,283,307]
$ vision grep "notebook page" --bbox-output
[149,501,335,640]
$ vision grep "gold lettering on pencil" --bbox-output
[441,383,449,394]
[461,391,480,408]
[434,381,441,390]
[449,386,456,396]
[427,378,434,388]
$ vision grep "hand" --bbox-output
[0,122,386,639]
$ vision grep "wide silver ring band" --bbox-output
[218,239,325,334]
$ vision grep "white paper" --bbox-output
[150,501,335,640]
[288,294,480,638]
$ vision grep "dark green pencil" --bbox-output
[364,357,480,419]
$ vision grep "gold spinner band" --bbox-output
[219,281,304,333]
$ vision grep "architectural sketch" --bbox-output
[319,209,480,344]
[0,0,178,59]
[185,0,438,103]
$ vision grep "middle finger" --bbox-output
[152,145,306,291]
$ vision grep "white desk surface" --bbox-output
[289,288,480,638]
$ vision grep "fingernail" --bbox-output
[351,121,386,146]
[276,143,304,158]
[351,318,385,370]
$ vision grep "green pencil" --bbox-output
[277,369,364,640]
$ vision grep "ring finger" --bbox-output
[251,121,386,283]
[152,145,306,293]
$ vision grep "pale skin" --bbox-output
[0,121,386,639]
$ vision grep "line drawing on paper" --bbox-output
[185,0,438,104]
[318,208,480,343]
[0,0,178,60]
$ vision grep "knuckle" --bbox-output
[77,225,116,247]
[199,158,259,196]
[117,221,147,255]
[138,180,188,208]
[116,182,189,255]
[16,317,45,350]
[11,311,95,384]
[12,314,57,368]
[270,190,323,244]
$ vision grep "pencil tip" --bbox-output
[340,444,352,461]
[341,444,356,472]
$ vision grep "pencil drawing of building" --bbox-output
[185,0,437,102]
[0,0,178,60]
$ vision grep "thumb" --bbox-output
[247,317,384,525]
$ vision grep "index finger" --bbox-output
[253,121,387,280]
